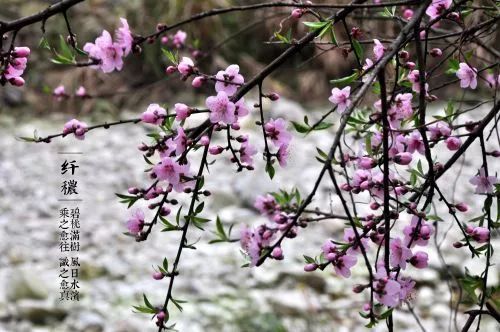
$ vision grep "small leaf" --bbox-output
[330,72,359,86]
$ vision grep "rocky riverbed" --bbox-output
[0,99,498,332]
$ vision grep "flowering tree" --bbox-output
[3,0,499,331]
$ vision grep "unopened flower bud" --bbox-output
[404,61,416,70]
[455,202,468,212]
[398,50,410,60]
[231,123,240,130]
[199,135,210,146]
[153,272,165,280]
[13,46,30,58]
[191,76,205,88]
[271,247,284,260]
[166,66,177,74]
[128,187,139,195]
[291,8,303,19]
[268,92,280,101]
[453,241,464,248]
[370,202,380,210]
[161,36,169,44]
[160,207,171,216]
[403,9,414,20]
[304,263,318,272]
[394,152,413,165]
[429,48,442,57]
[209,146,224,155]
[9,77,25,87]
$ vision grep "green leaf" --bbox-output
[58,35,73,59]
[132,305,156,314]
[291,121,310,133]
[162,48,178,64]
[352,39,363,60]
[313,121,333,131]
[446,59,460,74]
[265,162,275,179]
[143,294,154,309]
[330,72,359,86]
[303,21,330,30]
[195,202,205,215]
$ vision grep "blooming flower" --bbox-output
[373,268,401,307]
[362,58,374,82]
[344,228,369,255]
[456,63,478,89]
[426,0,452,19]
[3,46,29,86]
[254,194,279,217]
[83,30,124,73]
[333,254,357,278]
[469,226,490,243]
[373,39,385,61]
[329,86,352,114]
[215,64,244,96]
[173,30,187,48]
[264,118,292,148]
[153,157,191,192]
[174,103,190,121]
[428,121,451,140]
[234,98,249,120]
[485,73,500,89]
[53,85,67,101]
[75,86,87,98]
[206,91,236,124]
[63,119,88,140]
[445,136,461,150]
[390,237,413,269]
[178,57,194,76]
[239,137,257,166]
[469,167,498,194]
[115,18,133,56]
[410,251,428,268]
[407,131,425,155]
[141,103,167,125]
[126,209,145,234]
[174,127,187,156]
[407,69,428,93]
[403,216,433,247]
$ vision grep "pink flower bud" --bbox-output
[156,311,166,321]
[291,9,303,19]
[161,36,169,44]
[271,247,284,260]
[153,272,165,280]
[304,263,318,272]
[398,50,410,60]
[174,103,190,121]
[353,284,366,293]
[191,76,205,88]
[326,252,337,262]
[128,187,139,195]
[340,183,352,191]
[9,77,25,87]
[405,62,416,70]
[394,152,412,165]
[455,202,468,212]
[166,66,177,74]
[471,227,489,243]
[199,135,210,146]
[13,46,30,58]
[445,136,461,151]
[231,123,240,130]
[453,241,464,248]
[465,224,474,234]
[447,12,460,21]
[410,251,428,269]
[491,150,500,157]
[160,207,171,216]
[268,92,280,101]
[403,9,414,20]
[429,48,442,57]
[359,157,376,169]
[209,146,224,155]
[419,30,427,40]
[370,202,380,210]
